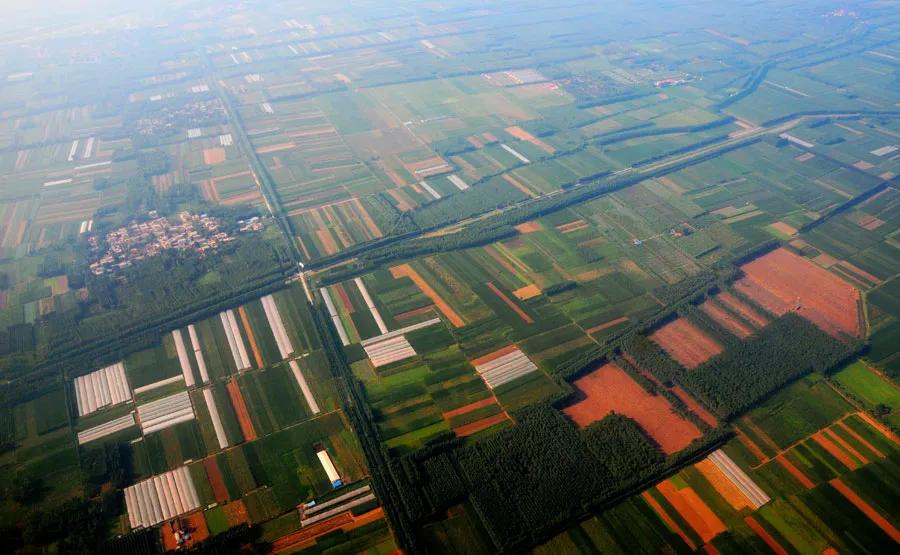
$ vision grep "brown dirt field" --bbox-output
[776,455,815,489]
[454,412,510,437]
[830,479,900,542]
[466,136,484,149]
[822,548,839,555]
[585,316,628,335]
[383,167,406,187]
[256,142,296,154]
[812,432,858,469]
[513,284,541,300]
[199,179,219,202]
[703,544,721,555]
[471,344,521,368]
[857,412,900,446]
[657,176,687,194]
[333,282,355,314]
[503,173,537,197]
[657,480,726,542]
[315,229,339,256]
[672,386,719,427]
[226,379,257,441]
[394,305,436,322]
[161,510,209,550]
[715,292,769,328]
[443,397,497,419]
[390,264,465,327]
[735,248,861,338]
[221,190,262,206]
[557,220,590,234]
[514,221,542,233]
[203,458,229,502]
[744,516,788,555]
[203,147,226,165]
[386,188,415,211]
[836,420,884,458]
[695,459,753,510]
[858,214,885,231]
[769,221,798,236]
[837,261,881,286]
[482,132,499,143]
[238,306,264,369]
[641,491,697,550]
[741,418,780,453]
[824,428,870,466]
[853,160,875,170]
[562,363,702,454]
[486,282,534,324]
[649,318,723,368]
[504,125,555,154]
[224,499,250,526]
[700,299,753,338]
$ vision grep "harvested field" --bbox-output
[226,378,256,441]
[203,148,226,165]
[505,125,555,154]
[74,362,132,417]
[744,516,788,555]
[562,363,701,454]
[124,466,200,529]
[137,391,195,434]
[649,318,723,368]
[454,412,510,437]
[656,480,726,543]
[715,292,769,328]
[811,431,858,469]
[238,306,264,368]
[735,248,861,338]
[474,347,538,389]
[486,281,534,323]
[700,299,753,338]
[390,263,465,327]
[830,478,900,542]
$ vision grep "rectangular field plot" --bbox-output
[137,391,195,435]
[649,317,723,368]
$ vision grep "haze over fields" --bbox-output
[0,1,899,553]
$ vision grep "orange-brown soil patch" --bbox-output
[769,221,798,236]
[741,418,780,453]
[837,261,881,286]
[503,174,537,197]
[394,305,436,322]
[482,132,499,143]
[256,142,296,154]
[161,510,209,550]
[703,544,721,555]
[454,412,510,437]
[203,147,226,165]
[857,412,900,445]
[486,281,534,323]
[383,167,406,187]
[386,188,415,211]
[836,420,885,458]
[812,432,858,469]
[466,135,484,149]
[649,318,723,368]
[238,306,264,369]
[272,512,354,553]
[224,499,250,526]
[199,179,219,202]
[483,245,521,278]
[443,397,497,419]
[514,220,542,233]
[830,479,900,542]
[695,459,752,510]
[776,455,815,489]
[658,176,686,194]
[226,379,257,441]
[824,428,871,465]
[735,248,861,338]
[557,220,589,234]
[513,284,541,300]
[858,214,885,231]
[657,480,726,542]
[563,363,702,454]
[641,491,697,550]
[221,190,262,206]
[203,458,229,502]
[390,264,465,327]
[853,160,875,170]
[471,344,520,368]
[700,299,753,338]
[315,229,339,256]
[332,283,354,314]
[716,292,769,328]
[585,316,628,335]
[744,516,788,555]
[504,125,555,154]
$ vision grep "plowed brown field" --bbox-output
[700,299,753,338]
[226,379,257,441]
[649,318,723,368]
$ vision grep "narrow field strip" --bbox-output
[500,143,531,163]
[188,324,210,383]
[486,281,534,323]
[238,306,265,368]
[289,360,320,414]
[419,180,441,199]
[829,478,900,542]
[656,480,726,543]
[641,491,697,550]
[447,174,469,191]
[304,485,372,517]
[775,455,815,489]
[133,375,184,395]
[320,288,350,345]
[454,412,510,437]
[220,311,245,369]
[124,466,200,529]
[77,413,136,445]
[354,277,388,335]
[136,390,195,434]
[301,493,376,527]
[744,516,788,555]
[172,329,196,387]
[74,362,132,417]
[390,264,465,327]
[708,449,770,508]
[261,294,295,359]
[360,318,441,347]
[694,459,752,510]
[226,378,256,441]
[202,387,229,449]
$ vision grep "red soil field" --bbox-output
[734,429,769,465]
[503,174,537,197]
[504,125,556,154]
[513,220,542,233]
[823,428,870,466]
[776,455,815,489]
[649,318,723,368]
[623,353,718,427]
[562,363,702,454]
[585,316,628,336]
[238,306,264,369]
[442,397,497,419]
[486,282,534,324]
[390,263,465,327]
[715,292,769,328]
[641,491,696,550]
[656,480,726,543]
[700,299,753,338]
[333,282,355,314]
[394,305,436,322]
[272,508,385,553]
[454,412,510,437]
[224,500,250,526]
[836,420,884,458]
[830,479,900,542]
[857,412,900,446]
[735,248,861,339]
[203,147,226,165]
[161,510,209,551]
[226,379,257,441]
[694,459,752,510]
[812,432,858,470]
[203,458,229,502]
[744,516,788,555]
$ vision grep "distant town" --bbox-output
[88,211,262,275]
